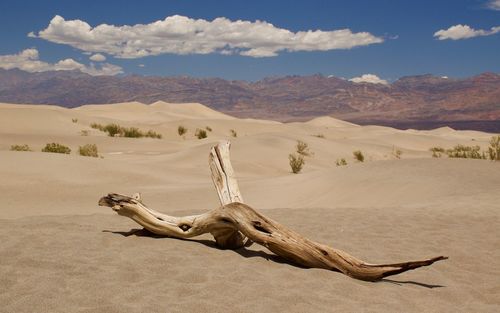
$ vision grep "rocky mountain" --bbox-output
[0,69,498,131]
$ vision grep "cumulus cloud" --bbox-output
[349,74,388,85]
[487,0,500,10]
[434,24,500,40]
[0,48,123,76]
[31,15,383,58]
[89,53,106,62]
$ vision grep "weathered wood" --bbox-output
[99,141,447,281]
[208,140,247,248]
[209,140,244,204]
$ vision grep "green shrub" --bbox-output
[289,153,305,174]
[10,144,31,152]
[42,143,71,154]
[90,122,161,139]
[296,140,312,156]
[178,126,187,136]
[230,129,238,138]
[446,145,485,159]
[206,126,212,132]
[195,128,207,139]
[353,150,364,162]
[488,135,500,161]
[335,158,347,166]
[430,147,445,158]
[79,144,98,157]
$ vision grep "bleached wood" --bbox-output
[99,194,446,281]
[209,140,243,205]
[99,141,447,281]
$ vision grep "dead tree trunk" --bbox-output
[99,140,447,281]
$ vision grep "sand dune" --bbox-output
[0,102,499,312]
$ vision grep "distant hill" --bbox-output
[0,69,498,132]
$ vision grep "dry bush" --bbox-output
[145,130,162,139]
[10,144,31,152]
[42,143,71,154]
[206,126,213,132]
[80,130,90,136]
[104,124,122,137]
[488,135,500,161]
[335,158,347,166]
[178,126,187,136]
[289,153,305,174]
[353,150,364,162]
[446,145,485,159]
[392,146,402,159]
[90,123,105,131]
[313,134,325,138]
[122,127,144,138]
[230,129,237,138]
[429,146,445,158]
[72,118,78,123]
[79,144,98,157]
[195,128,207,139]
[296,140,312,156]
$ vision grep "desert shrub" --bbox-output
[145,130,162,139]
[430,146,445,158]
[446,145,485,159]
[90,122,162,139]
[178,125,187,136]
[104,124,122,137]
[90,123,105,131]
[79,144,98,157]
[195,128,207,139]
[206,126,212,132]
[488,135,500,161]
[72,118,78,123]
[313,134,325,138]
[10,144,31,151]
[289,153,305,174]
[392,146,402,159]
[80,130,90,136]
[335,158,347,166]
[353,150,364,162]
[122,127,144,138]
[230,129,238,138]
[42,143,71,154]
[296,140,312,156]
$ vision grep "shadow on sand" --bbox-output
[103,228,445,288]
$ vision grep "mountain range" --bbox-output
[0,69,498,132]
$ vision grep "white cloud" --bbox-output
[0,48,123,76]
[138,64,145,67]
[349,74,388,85]
[32,15,384,58]
[89,53,106,62]
[487,0,500,10]
[434,24,500,40]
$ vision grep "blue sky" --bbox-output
[0,0,498,81]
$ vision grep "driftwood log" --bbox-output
[99,141,447,281]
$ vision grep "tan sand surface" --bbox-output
[0,102,499,312]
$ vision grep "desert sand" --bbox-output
[0,101,499,313]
